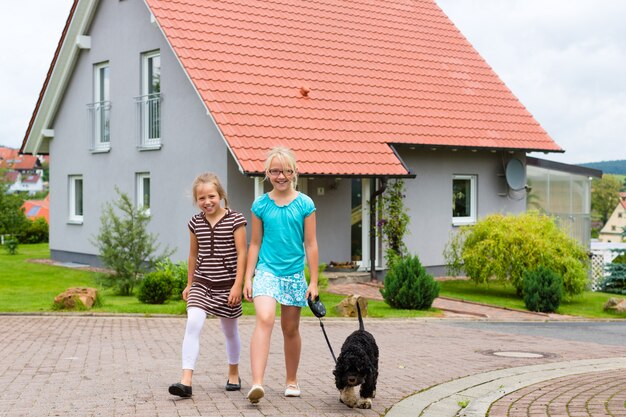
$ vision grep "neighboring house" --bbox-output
[599,192,626,243]
[22,0,568,275]
[22,194,50,224]
[3,153,45,195]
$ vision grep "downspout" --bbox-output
[369,177,388,281]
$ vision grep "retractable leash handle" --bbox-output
[307,296,337,364]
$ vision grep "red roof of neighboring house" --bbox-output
[13,155,39,170]
[0,147,19,161]
[20,174,41,184]
[4,171,18,183]
[144,0,562,176]
[22,194,50,223]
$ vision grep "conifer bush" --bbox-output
[380,255,439,309]
[522,266,563,313]
[137,270,173,304]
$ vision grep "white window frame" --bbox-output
[92,62,110,150]
[69,175,84,223]
[138,51,161,148]
[452,174,477,226]
[136,172,151,215]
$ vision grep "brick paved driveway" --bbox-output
[1,315,625,417]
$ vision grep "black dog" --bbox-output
[333,300,379,409]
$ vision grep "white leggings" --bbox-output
[181,307,241,370]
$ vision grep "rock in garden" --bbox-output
[334,294,368,317]
[54,287,98,309]
[603,297,626,314]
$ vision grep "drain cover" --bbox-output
[480,349,557,359]
[492,351,545,358]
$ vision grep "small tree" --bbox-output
[379,179,410,266]
[444,212,588,297]
[92,188,172,295]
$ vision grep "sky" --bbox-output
[1,0,624,165]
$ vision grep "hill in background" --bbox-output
[580,159,626,175]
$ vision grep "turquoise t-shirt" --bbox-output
[251,192,316,276]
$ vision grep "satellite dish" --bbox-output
[505,158,526,191]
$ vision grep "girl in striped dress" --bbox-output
[169,173,247,398]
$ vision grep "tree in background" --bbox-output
[379,179,410,266]
[0,180,28,239]
[92,188,172,295]
[591,175,621,225]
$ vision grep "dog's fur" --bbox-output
[333,299,379,409]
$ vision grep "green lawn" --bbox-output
[0,244,439,317]
[438,279,626,319]
[3,244,624,319]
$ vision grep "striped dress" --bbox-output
[186,209,247,318]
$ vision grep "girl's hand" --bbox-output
[228,285,242,306]
[182,285,191,301]
[243,280,253,302]
[305,283,318,302]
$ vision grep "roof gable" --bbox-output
[145,0,562,176]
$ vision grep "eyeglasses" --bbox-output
[268,168,294,177]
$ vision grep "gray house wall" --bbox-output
[399,148,527,274]
[49,0,234,264]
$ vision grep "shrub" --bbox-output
[4,236,19,255]
[156,259,188,300]
[137,270,173,304]
[18,217,49,244]
[380,255,439,309]
[523,266,563,313]
[444,212,588,297]
[601,246,626,295]
[379,179,410,265]
[305,263,328,290]
[92,188,172,295]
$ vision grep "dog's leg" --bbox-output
[356,397,372,409]
[339,386,357,408]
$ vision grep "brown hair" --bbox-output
[192,172,229,208]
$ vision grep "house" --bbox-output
[1,148,46,195]
[21,0,565,275]
[599,192,626,243]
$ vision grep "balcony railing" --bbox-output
[135,93,161,148]
[87,101,111,150]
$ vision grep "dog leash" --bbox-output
[308,296,337,364]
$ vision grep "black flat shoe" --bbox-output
[169,382,192,397]
[225,377,241,391]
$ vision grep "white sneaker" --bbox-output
[247,384,265,403]
[284,383,301,397]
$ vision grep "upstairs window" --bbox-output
[452,175,477,226]
[69,175,84,223]
[136,172,151,214]
[88,62,111,151]
[136,51,161,148]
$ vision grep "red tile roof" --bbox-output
[146,0,562,176]
[0,147,19,161]
[13,155,39,170]
[22,194,50,223]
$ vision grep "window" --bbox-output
[137,51,161,148]
[136,173,151,214]
[452,175,477,225]
[619,213,623,218]
[612,225,617,231]
[89,62,111,150]
[69,175,84,223]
